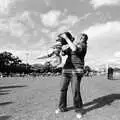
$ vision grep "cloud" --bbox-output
[57,26,69,33]
[40,10,80,28]
[9,21,26,37]
[0,0,13,14]
[0,19,9,32]
[61,15,79,26]
[90,0,120,9]
[84,21,120,40]
[44,0,52,6]
[0,0,21,15]
[114,51,120,58]
[0,43,18,51]
[40,10,61,27]
[9,11,35,38]
[83,21,120,66]
[0,11,39,55]
[41,28,50,34]
[12,50,42,64]
[0,11,35,38]
[18,11,35,29]
[8,50,32,63]
[103,51,120,66]
[31,37,48,49]
[40,10,81,46]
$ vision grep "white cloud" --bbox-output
[41,28,50,34]
[0,44,18,51]
[61,15,79,26]
[0,0,17,14]
[105,51,120,65]
[0,19,9,32]
[0,18,23,37]
[31,38,47,49]
[0,11,35,38]
[57,26,69,33]
[40,10,80,28]
[83,21,120,66]
[9,11,35,38]
[8,50,33,64]
[79,13,92,21]
[106,58,120,68]
[84,21,120,40]
[114,51,120,58]
[44,0,52,6]
[9,21,26,37]
[19,11,35,29]
[40,10,61,27]
[90,0,120,9]
[12,50,43,64]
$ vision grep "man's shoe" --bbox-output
[55,108,67,114]
[76,113,82,119]
[75,107,83,119]
[55,108,61,114]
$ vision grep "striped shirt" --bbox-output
[62,42,87,73]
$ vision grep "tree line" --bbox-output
[0,51,62,77]
[0,51,95,77]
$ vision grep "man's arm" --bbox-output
[61,44,70,56]
[60,34,77,51]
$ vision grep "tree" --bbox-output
[0,51,22,74]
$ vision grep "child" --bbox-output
[37,41,62,67]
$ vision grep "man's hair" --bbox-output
[57,31,74,45]
[81,33,88,42]
[81,33,88,41]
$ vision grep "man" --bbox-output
[55,32,88,119]
[107,67,114,80]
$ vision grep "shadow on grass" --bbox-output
[82,93,120,114]
[0,115,11,120]
[0,85,27,96]
[0,90,11,95]
[0,101,14,106]
[66,93,120,115]
[0,85,27,89]
[111,79,120,80]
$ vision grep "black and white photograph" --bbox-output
[0,0,120,120]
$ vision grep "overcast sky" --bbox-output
[0,0,120,67]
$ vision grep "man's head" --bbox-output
[74,33,88,46]
[80,33,88,43]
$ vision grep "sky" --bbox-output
[0,0,120,68]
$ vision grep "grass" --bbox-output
[0,75,120,120]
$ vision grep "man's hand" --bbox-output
[59,33,68,40]
[62,44,69,51]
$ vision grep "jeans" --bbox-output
[58,69,83,110]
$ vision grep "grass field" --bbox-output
[0,75,120,120]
